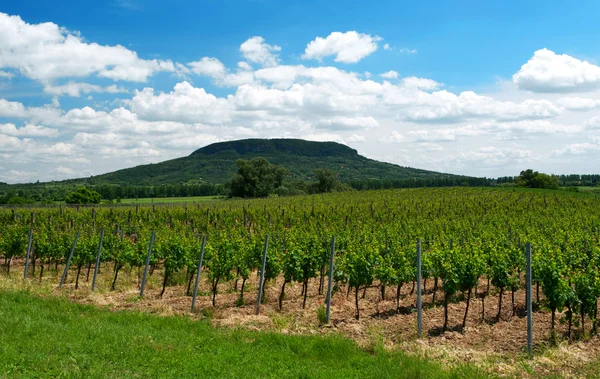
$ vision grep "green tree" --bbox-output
[65,187,102,204]
[314,168,339,193]
[515,169,559,189]
[227,158,289,198]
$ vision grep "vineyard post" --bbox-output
[190,235,207,312]
[139,231,156,297]
[417,238,423,338]
[59,232,80,288]
[255,235,269,315]
[23,228,33,279]
[526,242,532,356]
[91,229,105,291]
[326,236,336,324]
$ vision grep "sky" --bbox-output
[1,1,600,183]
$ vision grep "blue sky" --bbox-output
[1,0,600,183]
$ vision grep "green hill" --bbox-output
[81,138,458,186]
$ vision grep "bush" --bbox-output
[65,187,102,204]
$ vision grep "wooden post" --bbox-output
[417,238,423,338]
[91,229,104,291]
[139,231,156,297]
[59,232,80,288]
[255,235,269,315]
[23,228,33,279]
[326,236,336,324]
[191,236,207,312]
[526,242,533,356]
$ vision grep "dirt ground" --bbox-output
[2,259,600,378]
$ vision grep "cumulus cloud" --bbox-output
[188,57,227,77]
[0,123,58,137]
[398,48,418,54]
[44,82,129,97]
[0,169,38,183]
[585,116,600,130]
[239,36,281,67]
[513,48,600,93]
[302,31,381,63]
[315,116,379,130]
[380,131,404,143]
[552,141,600,156]
[380,70,398,79]
[556,97,600,110]
[0,12,176,83]
[128,81,232,124]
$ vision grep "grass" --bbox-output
[0,290,486,379]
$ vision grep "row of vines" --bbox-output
[1,188,600,342]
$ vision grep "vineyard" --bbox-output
[1,187,600,369]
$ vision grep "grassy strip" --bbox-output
[0,290,486,378]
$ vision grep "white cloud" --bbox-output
[0,12,176,83]
[441,147,542,169]
[237,61,252,71]
[552,142,600,157]
[513,48,600,93]
[239,36,281,67]
[0,169,38,183]
[44,82,128,97]
[556,97,600,110]
[380,70,398,79]
[400,77,441,91]
[0,123,58,137]
[418,142,443,151]
[380,131,404,143]
[0,70,13,78]
[398,48,417,54]
[585,116,600,130]
[399,91,561,123]
[302,31,381,63]
[51,166,74,175]
[315,116,379,130]
[383,43,391,51]
[128,81,232,124]
[188,57,227,78]
[347,134,365,142]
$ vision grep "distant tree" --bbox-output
[6,196,31,204]
[65,187,102,204]
[314,168,339,193]
[515,169,559,190]
[227,158,289,198]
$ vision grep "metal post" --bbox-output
[23,228,33,279]
[59,232,80,288]
[191,236,207,312]
[416,238,423,338]
[91,229,104,291]
[139,231,156,297]
[526,242,533,356]
[326,236,336,324]
[255,235,269,315]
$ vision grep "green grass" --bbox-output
[116,196,222,204]
[0,290,486,378]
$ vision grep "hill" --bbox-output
[78,138,461,186]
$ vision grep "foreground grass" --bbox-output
[0,290,485,378]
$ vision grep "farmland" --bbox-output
[2,187,600,377]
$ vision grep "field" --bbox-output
[2,187,600,377]
[115,196,222,204]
